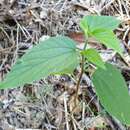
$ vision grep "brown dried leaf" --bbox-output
[68,32,85,43]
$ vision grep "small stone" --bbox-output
[40,10,47,19]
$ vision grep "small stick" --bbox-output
[64,94,70,130]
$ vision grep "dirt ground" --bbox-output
[0,0,130,130]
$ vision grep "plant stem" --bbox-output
[74,41,87,107]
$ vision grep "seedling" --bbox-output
[1,15,130,125]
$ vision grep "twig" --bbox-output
[64,94,69,130]
[82,101,85,126]
[15,129,40,130]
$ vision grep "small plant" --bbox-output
[1,15,130,125]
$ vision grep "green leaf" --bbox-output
[80,15,121,33]
[92,63,130,125]
[0,36,79,89]
[92,29,123,55]
[80,15,123,54]
[82,48,105,69]
[80,18,89,37]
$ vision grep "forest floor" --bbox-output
[0,0,130,130]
